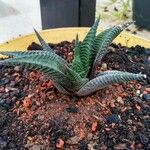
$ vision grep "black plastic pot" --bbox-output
[40,0,96,29]
[133,0,150,30]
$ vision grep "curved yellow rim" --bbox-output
[0,27,150,58]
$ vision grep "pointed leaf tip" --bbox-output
[76,34,79,41]
[33,28,53,52]
[33,28,36,32]
[33,28,40,36]
[120,21,135,30]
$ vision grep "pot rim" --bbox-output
[0,27,150,58]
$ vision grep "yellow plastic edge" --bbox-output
[0,27,150,58]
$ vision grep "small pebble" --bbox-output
[127,131,135,141]
[87,133,93,140]
[127,119,133,125]
[116,96,124,104]
[66,106,78,113]
[145,87,150,93]
[78,140,88,150]
[142,94,150,102]
[56,138,64,148]
[14,66,21,72]
[0,79,10,86]
[106,114,121,124]
[136,84,142,90]
[87,143,95,150]
[139,134,149,145]
[101,63,107,70]
[0,137,7,148]
[37,115,44,120]
[66,136,81,145]
[0,99,10,110]
[9,81,16,87]
[91,122,97,132]
[136,90,141,95]
[114,143,127,150]
[0,99,6,106]
[30,145,44,150]
[0,64,3,69]
[68,52,73,57]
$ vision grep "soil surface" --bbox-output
[0,41,150,150]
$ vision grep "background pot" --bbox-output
[40,0,96,29]
[0,28,150,58]
[133,0,150,30]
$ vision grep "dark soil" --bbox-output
[0,41,150,150]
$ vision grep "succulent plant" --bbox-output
[0,18,146,96]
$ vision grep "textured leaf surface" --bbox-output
[66,67,89,91]
[71,35,84,76]
[71,17,100,77]
[0,54,69,83]
[90,28,112,63]
[0,51,87,92]
[0,50,68,70]
[92,21,134,76]
[34,29,53,52]
[77,71,146,96]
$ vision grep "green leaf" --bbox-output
[0,51,88,92]
[71,17,100,77]
[66,67,89,91]
[71,35,84,75]
[91,21,134,77]
[0,54,69,84]
[0,50,68,71]
[0,50,53,57]
[77,70,146,96]
[79,17,100,77]
[73,34,80,55]
[90,28,112,63]
[34,29,53,52]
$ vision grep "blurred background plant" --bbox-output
[96,0,150,40]
[111,0,131,20]
[96,0,132,21]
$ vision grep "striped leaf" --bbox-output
[71,35,84,76]
[90,28,112,64]
[0,50,68,71]
[66,67,89,91]
[73,34,80,55]
[77,70,146,96]
[34,29,53,52]
[91,21,134,77]
[78,16,100,77]
[0,54,69,84]
[0,52,87,92]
